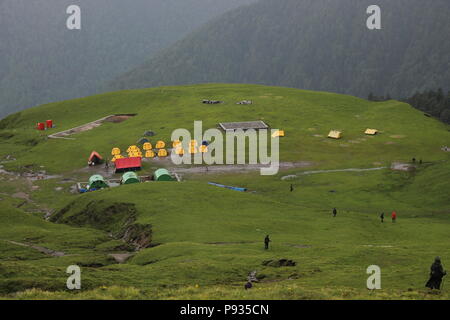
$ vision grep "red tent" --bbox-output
[88,151,103,166]
[114,157,142,173]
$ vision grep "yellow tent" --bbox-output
[145,150,155,158]
[128,151,142,158]
[111,147,121,156]
[111,154,124,162]
[143,142,153,150]
[199,145,208,153]
[189,146,198,154]
[365,129,378,135]
[272,130,285,138]
[158,149,168,157]
[127,145,140,153]
[172,140,182,148]
[328,130,342,139]
[156,141,165,149]
[174,147,185,155]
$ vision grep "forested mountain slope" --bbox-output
[113,0,450,100]
[0,0,255,118]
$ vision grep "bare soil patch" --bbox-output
[391,162,416,171]
[48,114,136,139]
[8,240,65,257]
[108,253,134,263]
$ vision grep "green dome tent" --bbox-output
[154,168,174,181]
[121,172,140,185]
[88,175,109,190]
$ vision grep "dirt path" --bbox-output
[48,114,135,139]
[281,166,387,180]
[7,240,65,257]
[170,162,314,174]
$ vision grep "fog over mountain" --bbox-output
[113,0,450,100]
[0,0,256,118]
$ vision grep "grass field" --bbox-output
[0,84,449,299]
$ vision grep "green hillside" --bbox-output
[112,0,450,100]
[0,84,449,300]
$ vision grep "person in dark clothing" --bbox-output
[426,257,446,290]
[264,235,271,250]
[380,212,384,223]
[290,184,294,192]
[412,158,416,163]
[244,281,253,290]
[333,208,337,217]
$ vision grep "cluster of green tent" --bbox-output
[85,169,174,192]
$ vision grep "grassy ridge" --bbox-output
[1,84,449,173]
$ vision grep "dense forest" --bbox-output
[112,0,450,103]
[403,89,450,124]
[0,0,255,118]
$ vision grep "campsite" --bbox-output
[0,84,449,300]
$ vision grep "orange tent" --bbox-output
[88,151,103,165]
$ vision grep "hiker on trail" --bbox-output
[380,212,384,223]
[412,158,416,163]
[333,208,337,217]
[264,235,271,250]
[426,257,446,290]
[391,211,397,223]
[419,159,423,165]
[290,184,294,192]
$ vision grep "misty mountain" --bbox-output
[0,0,256,118]
[112,0,450,100]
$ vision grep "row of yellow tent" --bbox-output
[110,140,210,161]
[173,145,208,155]
[111,145,168,161]
[328,129,379,139]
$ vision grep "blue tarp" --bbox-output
[208,182,247,192]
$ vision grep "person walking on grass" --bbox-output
[426,257,446,290]
[333,208,337,217]
[380,212,384,223]
[391,211,397,223]
[264,235,271,250]
[290,184,294,192]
